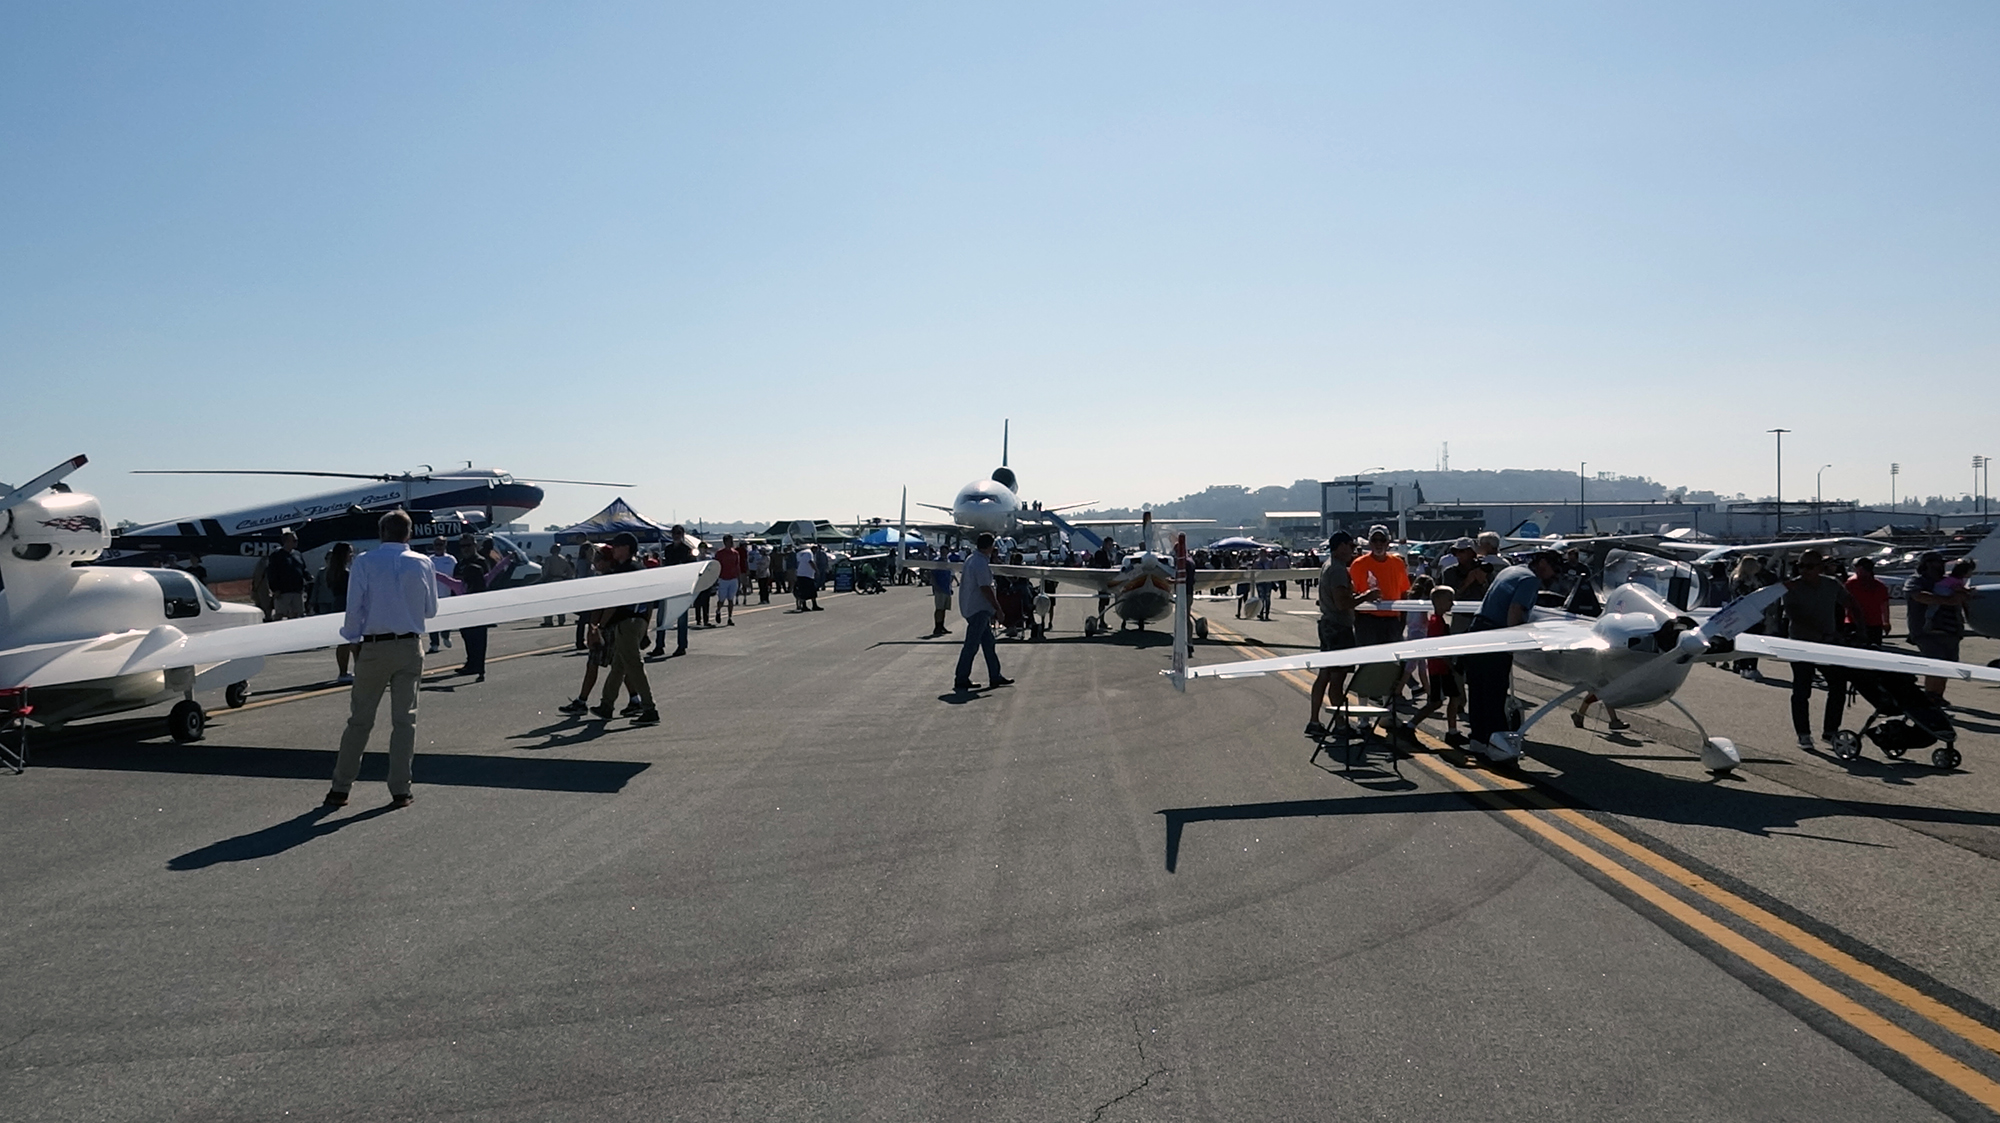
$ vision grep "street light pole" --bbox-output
[1579,462,1586,534]
[1768,428,1790,535]
[1890,463,1899,516]
[1817,464,1832,531]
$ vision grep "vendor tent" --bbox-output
[555,497,670,545]
[858,527,926,547]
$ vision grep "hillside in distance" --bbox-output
[1078,470,1716,527]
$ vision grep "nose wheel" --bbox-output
[225,681,249,708]
[168,699,206,743]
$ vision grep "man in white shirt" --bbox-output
[794,546,817,612]
[953,533,1014,693]
[427,536,457,654]
[326,510,438,809]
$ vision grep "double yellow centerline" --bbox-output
[1208,621,2000,1112]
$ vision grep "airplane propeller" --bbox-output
[0,455,88,517]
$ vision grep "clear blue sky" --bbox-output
[6,2,1995,528]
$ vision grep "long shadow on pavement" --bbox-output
[30,743,648,792]
[168,805,398,870]
[1160,746,2000,871]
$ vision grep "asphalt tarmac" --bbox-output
[4,583,1998,1121]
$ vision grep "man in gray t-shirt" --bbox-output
[952,534,1011,693]
[1306,532,1379,737]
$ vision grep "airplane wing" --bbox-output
[1182,623,1580,680]
[1693,538,1890,565]
[1727,634,2000,684]
[990,564,1117,591]
[7,563,718,690]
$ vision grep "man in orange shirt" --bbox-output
[1349,525,1412,668]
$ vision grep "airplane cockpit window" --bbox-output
[149,569,202,619]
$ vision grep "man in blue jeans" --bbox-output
[953,533,1014,693]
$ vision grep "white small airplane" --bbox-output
[0,457,714,743]
[1169,575,2000,773]
[108,464,630,582]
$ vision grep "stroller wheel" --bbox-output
[1830,730,1863,760]
[1932,746,1962,771]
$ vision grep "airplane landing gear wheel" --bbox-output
[1083,618,1099,637]
[1932,746,1962,770]
[168,700,205,743]
[225,681,249,709]
[1830,730,1863,760]
[1194,617,1209,640]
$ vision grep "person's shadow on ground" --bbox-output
[167,805,396,870]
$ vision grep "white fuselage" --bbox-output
[1515,583,1702,711]
[1,487,266,726]
[1104,553,1178,625]
[953,478,1022,536]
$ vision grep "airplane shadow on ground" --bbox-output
[30,742,648,793]
[168,805,397,870]
[1158,741,2000,872]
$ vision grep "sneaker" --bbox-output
[1443,730,1467,747]
[336,674,353,685]
[952,680,978,692]
[989,676,1015,687]
[621,701,646,717]
[631,709,660,725]
[389,793,414,809]
[558,698,589,715]
[1796,734,1815,749]
[1304,720,1328,737]
[322,789,349,807]
[590,703,615,720]
[1608,718,1630,731]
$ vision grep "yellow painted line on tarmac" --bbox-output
[1205,619,2000,1105]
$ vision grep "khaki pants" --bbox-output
[331,636,423,796]
[600,617,653,709]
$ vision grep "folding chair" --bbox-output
[0,688,30,774]
[1311,662,1403,775]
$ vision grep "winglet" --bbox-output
[0,455,89,516]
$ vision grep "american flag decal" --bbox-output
[40,516,104,534]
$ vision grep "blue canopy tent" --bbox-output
[554,497,670,545]
[857,527,927,548]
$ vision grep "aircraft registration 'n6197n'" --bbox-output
[0,457,714,744]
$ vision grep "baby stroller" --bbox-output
[1828,669,1961,770]
[996,577,1041,641]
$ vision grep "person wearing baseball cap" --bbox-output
[588,532,658,724]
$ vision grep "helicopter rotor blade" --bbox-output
[131,469,395,481]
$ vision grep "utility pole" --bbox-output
[1768,428,1790,536]
[1817,464,1832,532]
[1579,462,1586,535]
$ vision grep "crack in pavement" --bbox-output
[1084,1015,1169,1122]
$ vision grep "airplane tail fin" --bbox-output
[1965,525,2000,577]
[1169,560,1189,692]
[1696,582,1787,646]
